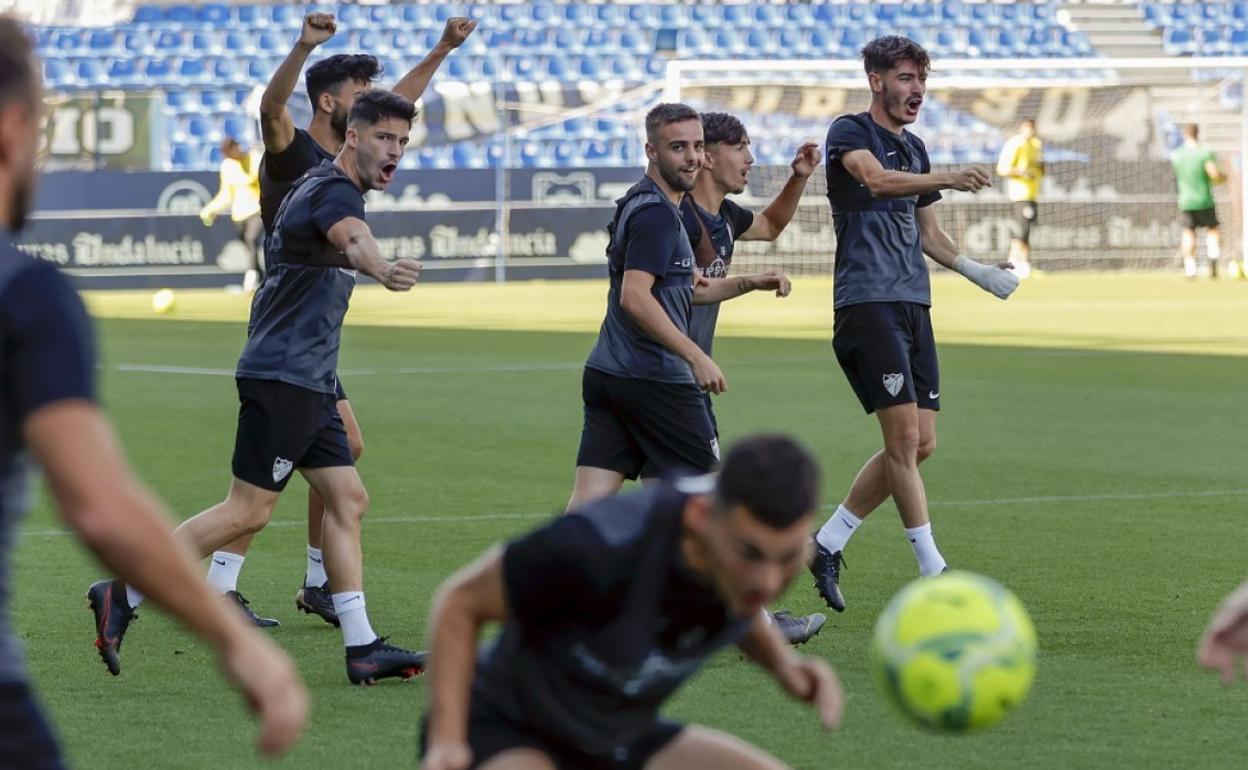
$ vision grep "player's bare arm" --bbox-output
[25,401,308,756]
[1205,158,1226,185]
[260,12,336,154]
[843,147,990,198]
[327,217,422,291]
[424,547,508,770]
[622,269,726,393]
[737,611,844,730]
[391,17,478,103]
[740,142,822,241]
[693,271,791,304]
[917,206,1018,300]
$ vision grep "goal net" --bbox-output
[665,57,1248,275]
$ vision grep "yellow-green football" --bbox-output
[871,570,1036,732]
[151,288,176,314]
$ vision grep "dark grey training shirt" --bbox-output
[681,196,754,357]
[1,242,96,683]
[236,163,362,395]
[585,177,698,384]
[825,113,941,310]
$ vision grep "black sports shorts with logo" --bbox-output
[833,301,940,414]
[231,378,354,492]
[419,698,684,770]
[1181,207,1218,230]
[1012,200,1038,244]
[577,367,719,480]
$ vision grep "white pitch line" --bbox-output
[18,488,1248,539]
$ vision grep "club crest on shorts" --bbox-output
[272,457,293,483]
[882,373,905,397]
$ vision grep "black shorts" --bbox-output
[419,701,683,770]
[0,682,66,770]
[231,378,355,492]
[1181,208,1218,229]
[1012,201,1038,244]
[833,302,940,414]
[334,378,347,401]
[577,368,719,480]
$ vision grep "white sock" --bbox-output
[905,523,947,577]
[1207,236,1221,261]
[125,584,144,609]
[333,591,376,648]
[205,551,245,594]
[305,546,328,588]
[1184,255,1197,276]
[816,504,864,554]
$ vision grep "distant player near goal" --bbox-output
[808,36,1020,612]
[1170,123,1227,279]
[995,118,1044,280]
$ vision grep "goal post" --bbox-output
[665,57,1248,275]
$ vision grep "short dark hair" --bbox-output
[701,112,748,146]
[348,89,417,127]
[1183,123,1200,140]
[0,16,37,110]
[713,435,821,529]
[861,35,931,77]
[306,53,384,110]
[1020,118,1036,128]
[645,102,700,144]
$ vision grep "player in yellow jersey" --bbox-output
[200,137,264,291]
[996,119,1044,279]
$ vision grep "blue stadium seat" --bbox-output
[170,143,198,170]
[247,58,274,82]
[644,57,665,77]
[337,4,367,26]
[190,32,219,54]
[132,6,163,25]
[575,56,600,80]
[544,56,567,80]
[197,3,228,25]
[433,5,457,24]
[207,143,224,166]
[201,87,233,111]
[186,115,213,140]
[144,58,173,82]
[532,3,556,26]
[108,58,141,86]
[619,30,645,52]
[452,144,485,169]
[269,5,302,28]
[224,31,252,54]
[584,140,610,163]
[356,31,383,54]
[166,5,195,25]
[752,4,780,27]
[88,30,117,52]
[164,90,194,111]
[257,32,283,53]
[178,58,209,84]
[74,59,105,86]
[626,4,654,28]
[745,29,770,52]
[481,57,499,79]
[54,30,84,54]
[154,31,184,53]
[659,4,688,26]
[222,115,250,142]
[723,4,750,26]
[399,4,428,26]
[232,4,260,26]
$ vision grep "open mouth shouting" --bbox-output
[379,161,398,186]
[904,97,923,118]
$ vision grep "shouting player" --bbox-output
[205,11,475,628]
[88,91,429,685]
[809,36,1019,612]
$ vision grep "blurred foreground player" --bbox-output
[810,36,1019,612]
[995,118,1044,279]
[0,17,306,763]
[87,91,427,685]
[208,10,477,627]
[422,435,842,770]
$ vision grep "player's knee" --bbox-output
[884,426,921,461]
[917,434,937,463]
[334,486,369,521]
[235,504,273,536]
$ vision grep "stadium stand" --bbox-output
[23,1,1171,171]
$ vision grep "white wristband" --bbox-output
[953,255,1019,300]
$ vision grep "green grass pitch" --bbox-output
[13,273,1248,769]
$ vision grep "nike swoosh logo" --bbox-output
[213,559,227,566]
[929,391,939,399]
[310,557,322,564]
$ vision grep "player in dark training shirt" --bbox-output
[87,91,428,685]
[206,11,476,628]
[571,104,768,510]
[809,37,1019,613]
[679,112,829,646]
[422,435,843,770]
[0,20,307,763]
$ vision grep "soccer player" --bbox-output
[199,137,263,291]
[422,435,843,770]
[1,17,306,762]
[206,11,476,628]
[1171,123,1226,279]
[568,103,724,510]
[995,118,1044,280]
[88,90,428,685]
[681,112,827,645]
[808,36,1019,613]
